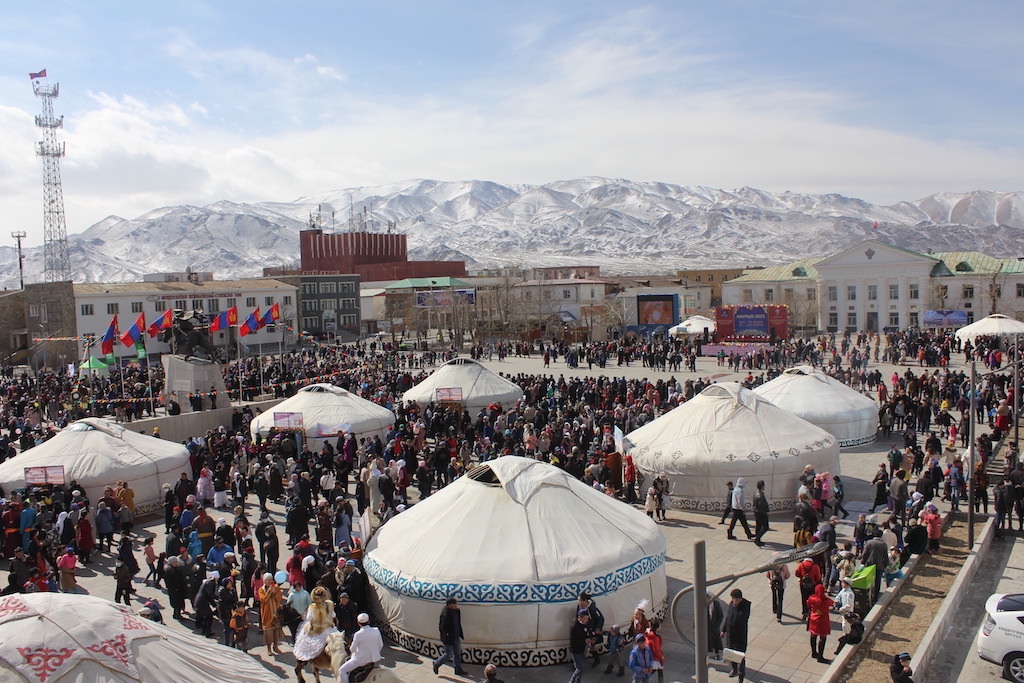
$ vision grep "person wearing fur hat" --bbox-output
[293,585,338,661]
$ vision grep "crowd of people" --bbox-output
[0,325,1020,682]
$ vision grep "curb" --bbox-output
[912,515,996,682]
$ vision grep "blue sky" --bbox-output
[2,1,1023,246]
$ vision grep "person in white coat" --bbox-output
[339,613,384,682]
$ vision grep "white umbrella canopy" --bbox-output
[0,593,273,681]
[402,358,524,410]
[249,383,395,449]
[625,382,841,512]
[753,365,879,447]
[955,314,1024,342]
[0,418,190,515]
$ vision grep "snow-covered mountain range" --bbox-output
[3,178,1023,287]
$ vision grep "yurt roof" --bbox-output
[753,365,878,446]
[625,382,837,472]
[402,358,524,409]
[0,593,273,681]
[365,456,664,598]
[955,313,1024,342]
[250,383,394,438]
[0,418,189,508]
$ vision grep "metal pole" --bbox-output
[693,540,708,683]
[968,361,977,548]
[1015,334,1020,449]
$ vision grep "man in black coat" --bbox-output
[752,481,770,547]
[861,530,888,599]
[432,597,466,676]
[721,588,751,682]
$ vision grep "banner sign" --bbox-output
[435,387,463,402]
[24,466,65,486]
[415,289,476,308]
[273,412,304,430]
[715,305,790,341]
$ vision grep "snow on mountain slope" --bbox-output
[3,179,1024,288]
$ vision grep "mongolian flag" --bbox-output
[100,315,119,355]
[210,306,238,332]
[120,313,145,347]
[260,302,280,327]
[29,69,46,80]
[239,307,261,337]
[148,309,173,338]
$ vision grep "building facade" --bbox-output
[722,240,1024,333]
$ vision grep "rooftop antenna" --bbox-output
[10,231,26,289]
[31,69,71,282]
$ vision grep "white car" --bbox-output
[979,593,1024,681]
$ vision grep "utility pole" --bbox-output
[10,231,26,289]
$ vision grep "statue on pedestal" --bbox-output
[159,309,215,362]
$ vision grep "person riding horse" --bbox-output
[160,309,215,361]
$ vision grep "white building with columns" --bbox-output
[722,240,1024,334]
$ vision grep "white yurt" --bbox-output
[753,365,879,447]
[0,593,273,681]
[669,315,715,337]
[0,418,189,515]
[364,456,666,666]
[955,313,1024,342]
[402,358,524,411]
[249,383,395,450]
[625,383,840,513]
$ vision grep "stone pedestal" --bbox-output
[162,355,228,407]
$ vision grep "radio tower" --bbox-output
[31,69,72,282]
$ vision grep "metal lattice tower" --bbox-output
[32,72,72,282]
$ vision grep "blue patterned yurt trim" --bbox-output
[364,552,665,604]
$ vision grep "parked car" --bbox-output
[978,593,1024,682]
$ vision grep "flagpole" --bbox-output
[117,348,128,417]
[235,326,242,406]
[142,332,156,418]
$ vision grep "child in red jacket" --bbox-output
[645,618,666,682]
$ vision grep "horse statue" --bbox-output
[158,309,215,361]
[296,631,403,683]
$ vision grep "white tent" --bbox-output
[364,456,666,666]
[669,315,715,337]
[0,593,273,681]
[753,365,879,447]
[955,313,1024,342]
[0,418,189,515]
[402,358,524,411]
[625,383,840,513]
[249,383,395,450]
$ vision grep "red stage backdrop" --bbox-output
[715,305,790,341]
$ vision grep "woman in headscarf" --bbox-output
[56,546,78,592]
[197,467,215,508]
[806,584,834,663]
[258,572,285,655]
[76,509,94,564]
[56,511,74,547]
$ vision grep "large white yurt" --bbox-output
[625,383,840,512]
[0,418,190,514]
[753,365,879,447]
[249,383,395,450]
[364,456,666,666]
[955,313,1024,342]
[0,593,273,681]
[669,315,715,337]
[402,358,524,411]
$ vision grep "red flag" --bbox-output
[239,307,261,337]
[100,315,119,355]
[260,302,281,327]
[120,313,146,347]
[147,309,174,338]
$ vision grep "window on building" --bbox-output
[590,288,595,298]
[807,288,817,301]
[301,300,315,312]
[909,312,919,326]
[847,312,857,327]
[342,314,357,326]
[207,299,220,313]
[105,302,118,315]
[263,296,272,306]
[847,286,856,301]
[994,285,1003,298]
[302,316,318,331]
[131,301,143,313]
[173,300,187,311]
[867,285,877,301]
[301,283,316,295]
[909,284,919,299]
[28,304,39,318]
[889,284,899,300]
[563,289,572,300]
[80,304,94,316]
[340,298,356,310]
[283,296,292,305]
[246,297,256,308]
[1018,284,1024,298]
[226,298,237,308]
[742,289,753,303]
[764,289,774,302]
[967,312,975,323]
[342,282,355,293]
[828,312,838,328]
[154,300,166,312]
[708,274,715,282]
[694,275,701,283]
[320,299,336,311]
[889,312,900,327]
[936,285,948,299]
[319,282,336,294]
[963,285,974,299]
[827,286,838,302]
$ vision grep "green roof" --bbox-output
[930,251,1024,276]
[384,277,469,290]
[729,257,822,283]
